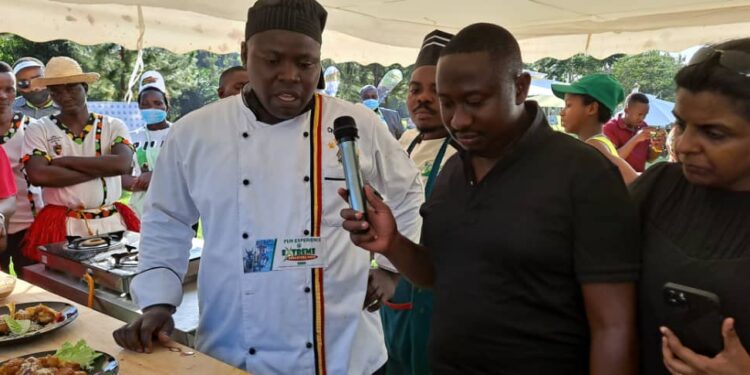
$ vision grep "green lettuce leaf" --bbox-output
[2,314,31,335]
[54,340,102,370]
[7,257,16,278]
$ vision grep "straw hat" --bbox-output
[30,56,99,89]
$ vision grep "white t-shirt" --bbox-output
[128,123,172,217]
[22,113,132,236]
[1,113,44,234]
[399,129,457,187]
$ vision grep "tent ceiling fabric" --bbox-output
[3,0,750,64]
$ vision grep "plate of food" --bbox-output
[0,302,78,345]
[0,339,119,374]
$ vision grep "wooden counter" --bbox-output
[1,274,247,374]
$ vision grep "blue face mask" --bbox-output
[140,109,168,125]
[363,99,380,111]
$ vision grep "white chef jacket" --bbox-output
[130,94,424,375]
[1,113,43,234]
[399,129,457,187]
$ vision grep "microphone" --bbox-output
[333,116,366,213]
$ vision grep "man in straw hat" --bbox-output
[117,0,423,373]
[21,56,139,263]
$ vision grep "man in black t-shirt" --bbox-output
[340,23,640,375]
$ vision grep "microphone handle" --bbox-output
[339,140,367,213]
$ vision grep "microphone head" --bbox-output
[333,116,358,142]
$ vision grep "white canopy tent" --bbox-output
[4,0,750,64]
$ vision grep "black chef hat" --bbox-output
[415,30,454,67]
[245,0,328,44]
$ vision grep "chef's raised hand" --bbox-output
[113,304,174,354]
[339,185,398,255]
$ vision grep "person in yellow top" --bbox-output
[553,74,639,184]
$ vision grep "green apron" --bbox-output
[381,135,450,375]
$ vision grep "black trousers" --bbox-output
[0,229,35,278]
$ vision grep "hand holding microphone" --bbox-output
[334,116,399,255]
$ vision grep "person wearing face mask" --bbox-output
[360,85,404,139]
[12,57,59,120]
[122,71,172,217]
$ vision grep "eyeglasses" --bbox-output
[688,46,750,78]
[17,80,32,89]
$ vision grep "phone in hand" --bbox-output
[662,282,724,357]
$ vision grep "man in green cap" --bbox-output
[552,74,639,184]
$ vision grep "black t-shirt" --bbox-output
[632,163,750,374]
[422,103,641,374]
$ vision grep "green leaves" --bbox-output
[7,257,16,278]
[3,314,31,335]
[54,340,102,370]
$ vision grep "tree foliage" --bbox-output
[526,53,624,82]
[527,51,683,101]
[1,33,685,120]
[611,51,683,101]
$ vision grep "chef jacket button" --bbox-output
[306,342,313,349]
[304,229,310,236]
[242,233,249,239]
[304,176,310,182]
[304,287,311,293]
[303,132,309,138]
[243,179,250,186]
[248,347,256,355]
[242,132,249,138]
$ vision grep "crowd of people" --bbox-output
[0,0,749,374]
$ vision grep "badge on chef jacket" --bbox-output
[243,237,325,273]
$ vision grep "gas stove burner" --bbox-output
[110,251,139,268]
[62,232,126,261]
[66,231,124,248]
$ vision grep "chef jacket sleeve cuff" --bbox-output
[129,267,184,310]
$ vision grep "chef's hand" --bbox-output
[364,268,399,312]
[113,304,174,353]
[339,185,398,256]
[662,318,750,375]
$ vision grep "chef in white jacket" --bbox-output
[114,0,424,374]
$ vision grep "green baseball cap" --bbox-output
[551,73,625,113]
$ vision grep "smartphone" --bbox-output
[662,282,724,357]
